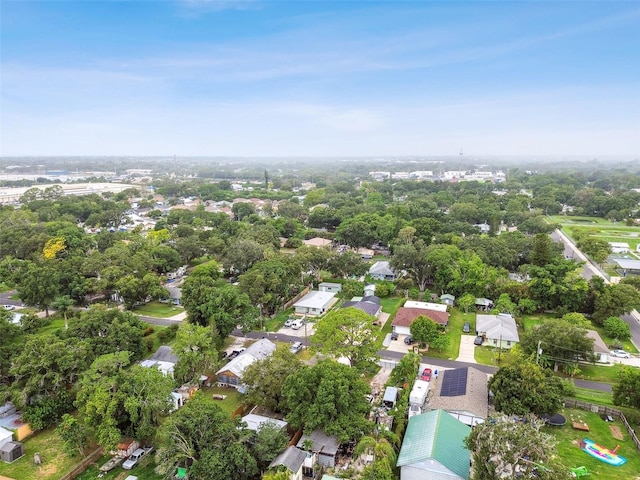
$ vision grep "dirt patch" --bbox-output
[610,425,624,440]
[370,367,393,397]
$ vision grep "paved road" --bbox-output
[0,290,23,307]
[230,330,613,392]
[551,229,640,349]
[138,315,183,326]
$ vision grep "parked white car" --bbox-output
[122,448,150,470]
[610,350,630,359]
[290,341,303,354]
[2,305,16,311]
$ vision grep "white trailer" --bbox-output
[409,380,430,407]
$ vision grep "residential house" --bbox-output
[268,446,309,480]
[318,282,342,294]
[139,345,178,378]
[475,314,519,349]
[609,242,630,254]
[357,247,375,259]
[215,339,277,389]
[474,298,494,311]
[341,295,382,318]
[404,301,448,312]
[369,261,397,281]
[165,286,182,306]
[396,409,471,480]
[303,237,333,248]
[392,307,450,336]
[241,414,287,433]
[296,430,340,469]
[440,294,455,306]
[426,367,488,426]
[586,330,609,363]
[293,291,336,316]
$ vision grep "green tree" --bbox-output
[115,273,168,310]
[560,312,591,329]
[282,360,371,443]
[603,316,631,341]
[10,335,91,407]
[465,414,572,480]
[16,261,59,316]
[519,319,594,372]
[327,251,370,279]
[593,283,640,324]
[311,308,379,370]
[457,293,476,313]
[155,393,258,480]
[56,413,89,457]
[251,421,289,471]
[389,352,420,387]
[173,323,218,384]
[409,316,446,350]
[529,233,561,267]
[242,346,302,413]
[53,294,75,330]
[612,366,640,409]
[488,360,565,416]
[355,435,397,480]
[494,293,516,315]
[391,240,432,294]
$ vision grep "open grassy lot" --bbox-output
[198,385,244,416]
[547,408,640,480]
[0,428,81,480]
[264,308,294,331]
[550,215,640,252]
[133,301,184,318]
[474,345,517,366]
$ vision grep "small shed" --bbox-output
[440,294,455,306]
[0,441,24,463]
[318,282,342,294]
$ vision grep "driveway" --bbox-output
[277,322,315,338]
[455,335,478,364]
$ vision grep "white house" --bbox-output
[609,242,630,253]
[216,339,277,388]
[404,301,448,312]
[476,314,519,349]
[293,291,336,316]
[369,261,397,281]
[318,282,342,294]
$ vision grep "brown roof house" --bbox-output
[392,307,450,336]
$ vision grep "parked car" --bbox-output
[390,331,398,341]
[610,350,630,359]
[123,448,150,470]
[1,305,15,311]
[284,318,295,327]
[474,336,483,345]
[291,319,304,330]
[420,368,432,382]
[404,336,415,345]
[290,341,303,354]
[462,322,470,333]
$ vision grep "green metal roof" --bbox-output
[397,409,471,479]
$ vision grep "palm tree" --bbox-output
[354,434,398,480]
[53,295,74,330]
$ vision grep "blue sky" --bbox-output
[1,0,639,157]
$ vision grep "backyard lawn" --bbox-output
[133,301,184,318]
[198,385,244,416]
[548,408,640,480]
[474,345,517,366]
[422,308,474,360]
[0,428,83,480]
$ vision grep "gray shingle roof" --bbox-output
[476,314,519,342]
[269,446,307,472]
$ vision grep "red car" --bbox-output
[420,368,432,382]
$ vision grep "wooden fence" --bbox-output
[58,446,103,480]
[563,399,640,451]
[282,285,311,311]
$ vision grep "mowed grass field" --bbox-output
[547,408,640,480]
[550,215,640,252]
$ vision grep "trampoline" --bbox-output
[541,413,567,426]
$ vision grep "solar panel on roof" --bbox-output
[440,368,468,396]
